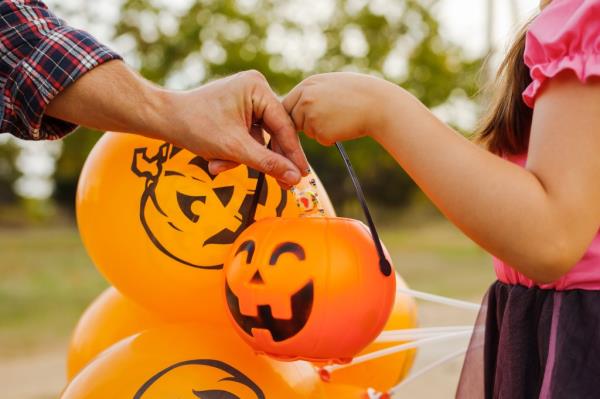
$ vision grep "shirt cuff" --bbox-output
[2,26,122,140]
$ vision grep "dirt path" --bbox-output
[0,346,67,399]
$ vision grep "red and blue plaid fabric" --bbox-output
[0,0,121,140]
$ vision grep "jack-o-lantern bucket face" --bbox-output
[226,239,314,342]
[76,133,334,320]
[224,217,396,363]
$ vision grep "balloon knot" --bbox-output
[367,388,391,399]
[318,367,331,382]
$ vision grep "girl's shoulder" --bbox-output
[523,0,600,107]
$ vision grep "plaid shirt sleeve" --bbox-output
[0,0,122,140]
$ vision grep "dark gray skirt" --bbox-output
[457,281,600,399]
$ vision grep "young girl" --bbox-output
[282,0,600,397]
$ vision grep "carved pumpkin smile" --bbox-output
[225,280,314,342]
[225,239,314,342]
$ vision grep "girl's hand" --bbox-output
[282,72,398,145]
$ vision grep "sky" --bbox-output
[437,0,540,57]
[16,0,543,199]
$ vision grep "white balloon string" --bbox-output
[387,347,469,397]
[376,326,474,342]
[324,330,471,373]
[396,286,481,311]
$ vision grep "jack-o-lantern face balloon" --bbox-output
[131,143,261,269]
[134,359,264,399]
[224,217,396,363]
[76,133,334,320]
[60,324,324,399]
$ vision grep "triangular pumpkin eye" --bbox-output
[193,389,240,399]
[214,186,234,206]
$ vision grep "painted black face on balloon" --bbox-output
[134,359,264,399]
[226,240,314,342]
[131,143,288,269]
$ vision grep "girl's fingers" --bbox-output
[282,83,303,115]
[282,85,307,132]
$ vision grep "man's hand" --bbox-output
[46,62,308,186]
[163,70,308,185]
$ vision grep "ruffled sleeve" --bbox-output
[522,0,600,108]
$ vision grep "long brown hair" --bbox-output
[477,18,536,155]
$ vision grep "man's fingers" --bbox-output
[238,133,301,186]
[269,139,300,189]
[209,159,239,175]
[255,85,310,176]
[250,124,266,145]
[270,138,284,158]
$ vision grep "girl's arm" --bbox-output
[284,72,600,283]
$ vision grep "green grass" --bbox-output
[380,218,494,300]
[0,226,107,356]
[0,215,495,356]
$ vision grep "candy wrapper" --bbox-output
[290,172,326,218]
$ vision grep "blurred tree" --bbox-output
[0,138,19,204]
[50,0,483,209]
[53,128,103,208]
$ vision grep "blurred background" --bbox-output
[0,0,539,397]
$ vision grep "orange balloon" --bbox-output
[224,217,396,363]
[321,383,368,398]
[76,132,334,320]
[67,287,171,380]
[325,273,418,392]
[61,324,324,399]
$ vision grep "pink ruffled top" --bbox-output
[522,0,600,107]
[494,0,600,290]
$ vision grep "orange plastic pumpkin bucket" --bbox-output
[224,216,396,363]
[223,142,396,363]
